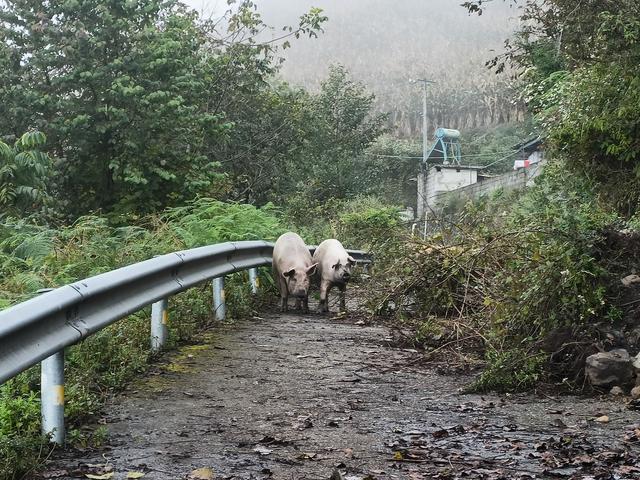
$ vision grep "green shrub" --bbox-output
[371,160,624,391]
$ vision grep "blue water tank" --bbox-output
[435,128,460,139]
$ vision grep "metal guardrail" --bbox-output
[0,240,371,444]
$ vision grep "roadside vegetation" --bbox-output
[370,0,640,392]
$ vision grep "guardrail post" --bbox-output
[248,267,259,294]
[41,351,65,445]
[213,276,226,321]
[151,298,169,352]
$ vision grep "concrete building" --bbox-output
[424,164,482,204]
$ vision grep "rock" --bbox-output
[595,415,610,423]
[632,386,640,399]
[627,327,640,348]
[621,274,640,287]
[610,386,625,396]
[585,349,634,388]
[633,353,640,373]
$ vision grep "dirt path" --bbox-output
[43,310,640,480]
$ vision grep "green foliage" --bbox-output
[372,162,623,391]
[463,121,536,174]
[536,60,640,214]
[285,66,388,206]
[165,198,285,248]
[359,135,421,208]
[334,196,402,253]
[471,349,546,393]
[471,0,640,216]
[285,195,402,255]
[0,0,231,215]
[0,199,283,479]
[0,0,327,218]
[0,132,50,218]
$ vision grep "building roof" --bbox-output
[512,136,543,152]
[431,164,484,171]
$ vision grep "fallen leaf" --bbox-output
[188,467,214,480]
[616,465,640,474]
[41,471,69,479]
[85,475,114,480]
[126,473,145,479]
[297,452,317,460]
[253,445,273,455]
[393,451,404,460]
[432,428,449,439]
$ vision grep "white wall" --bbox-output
[425,166,478,203]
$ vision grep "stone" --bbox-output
[633,353,640,373]
[585,349,634,387]
[610,386,625,396]
[631,386,640,399]
[621,274,640,287]
[595,415,610,423]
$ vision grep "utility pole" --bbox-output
[411,78,434,224]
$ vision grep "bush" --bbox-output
[285,194,403,255]
[370,160,624,391]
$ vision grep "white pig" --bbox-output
[312,239,356,313]
[272,232,317,313]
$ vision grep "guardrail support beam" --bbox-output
[249,267,259,294]
[213,276,226,321]
[41,351,65,445]
[151,297,169,352]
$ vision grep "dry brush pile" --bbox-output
[367,162,640,392]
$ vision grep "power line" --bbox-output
[371,150,518,161]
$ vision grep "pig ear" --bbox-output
[306,263,318,276]
[332,261,342,270]
[347,256,356,265]
[283,268,296,278]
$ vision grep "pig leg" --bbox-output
[277,275,289,312]
[338,284,347,312]
[294,298,302,311]
[318,279,331,313]
[302,295,309,314]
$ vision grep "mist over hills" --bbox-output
[255,0,523,136]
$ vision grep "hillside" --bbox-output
[256,0,523,136]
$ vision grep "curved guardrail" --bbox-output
[0,240,371,444]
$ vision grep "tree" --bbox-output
[0,0,231,216]
[0,0,327,218]
[294,65,388,203]
[465,0,640,215]
[0,131,50,218]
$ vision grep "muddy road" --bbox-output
[43,308,640,480]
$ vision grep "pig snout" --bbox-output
[293,288,308,298]
[341,271,351,282]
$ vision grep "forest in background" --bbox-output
[254,0,524,137]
